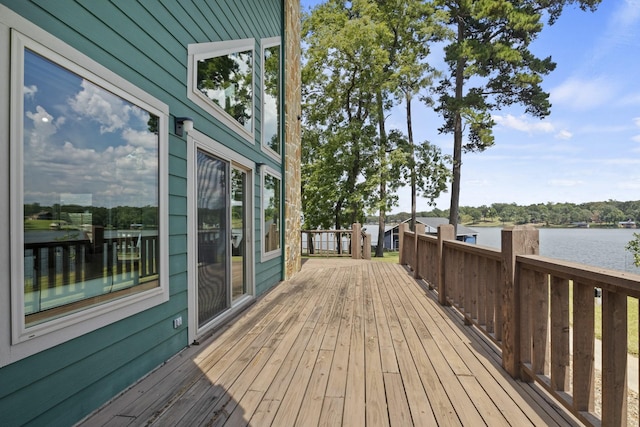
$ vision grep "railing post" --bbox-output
[501,226,539,379]
[362,233,371,260]
[351,223,362,259]
[413,224,425,279]
[602,289,627,425]
[437,224,454,306]
[398,223,408,265]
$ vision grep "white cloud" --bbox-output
[609,0,640,38]
[618,179,640,190]
[68,80,132,134]
[26,105,58,152]
[24,85,38,99]
[603,158,640,165]
[493,114,554,133]
[550,77,616,110]
[618,92,640,107]
[632,135,640,143]
[122,128,158,150]
[554,130,572,140]
[633,117,640,127]
[548,179,583,187]
[588,0,640,64]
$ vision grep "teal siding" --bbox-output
[0,0,284,425]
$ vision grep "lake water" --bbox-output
[474,227,640,275]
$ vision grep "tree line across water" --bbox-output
[377,200,640,227]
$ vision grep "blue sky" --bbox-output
[300,0,640,213]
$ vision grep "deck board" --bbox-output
[80,259,583,427]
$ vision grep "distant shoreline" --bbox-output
[463,221,633,229]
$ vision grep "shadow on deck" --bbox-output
[79,259,582,426]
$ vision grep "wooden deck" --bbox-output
[80,259,582,426]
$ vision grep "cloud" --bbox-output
[548,179,583,187]
[554,130,572,140]
[122,128,158,151]
[493,114,555,133]
[618,92,640,107]
[619,0,640,21]
[618,178,640,190]
[25,105,58,151]
[550,77,616,110]
[603,158,640,166]
[589,0,640,63]
[68,80,133,134]
[24,85,38,99]
[634,117,640,127]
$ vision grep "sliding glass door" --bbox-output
[196,150,229,326]
[192,142,252,334]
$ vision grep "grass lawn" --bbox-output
[594,295,638,356]
[370,251,400,263]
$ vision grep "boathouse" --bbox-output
[379,217,478,251]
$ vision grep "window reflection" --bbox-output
[22,49,160,326]
[263,174,281,253]
[263,44,280,155]
[197,50,253,132]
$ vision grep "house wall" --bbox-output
[0,1,286,426]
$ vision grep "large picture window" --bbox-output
[188,39,255,142]
[262,170,281,259]
[10,30,168,349]
[261,38,281,158]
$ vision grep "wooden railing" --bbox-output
[25,232,159,292]
[399,223,640,426]
[301,223,371,259]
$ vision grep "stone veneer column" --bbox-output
[284,0,302,279]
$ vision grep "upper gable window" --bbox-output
[261,38,281,159]
[188,39,255,143]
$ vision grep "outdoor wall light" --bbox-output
[175,117,194,137]
[255,162,265,175]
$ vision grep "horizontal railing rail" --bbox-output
[399,222,640,426]
[301,223,371,259]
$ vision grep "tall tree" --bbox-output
[383,0,449,231]
[301,0,387,230]
[434,0,601,232]
[370,0,448,255]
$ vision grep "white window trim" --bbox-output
[260,37,282,162]
[3,21,169,367]
[186,129,256,343]
[261,166,282,262]
[187,39,256,144]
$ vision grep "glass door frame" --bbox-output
[187,130,255,343]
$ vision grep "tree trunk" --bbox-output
[375,89,387,257]
[448,18,465,237]
[406,92,416,232]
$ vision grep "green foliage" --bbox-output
[385,199,640,227]
[23,203,158,229]
[197,52,253,126]
[626,233,640,268]
[302,0,451,231]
